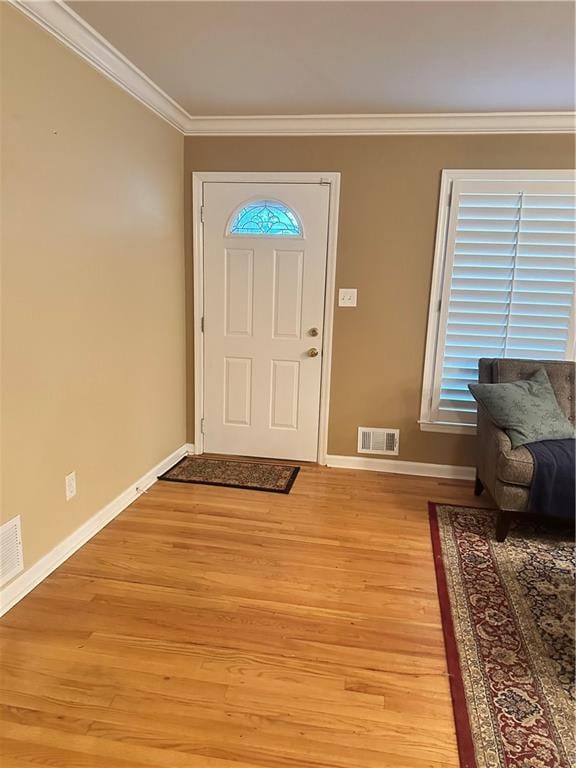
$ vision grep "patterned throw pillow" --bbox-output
[468,367,575,449]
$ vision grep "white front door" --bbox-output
[202,181,330,461]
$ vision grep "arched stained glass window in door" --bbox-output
[229,200,302,236]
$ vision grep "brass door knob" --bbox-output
[307,347,319,357]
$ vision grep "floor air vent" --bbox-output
[0,516,24,586]
[357,427,400,456]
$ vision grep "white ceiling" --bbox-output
[67,1,575,117]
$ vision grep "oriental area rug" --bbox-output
[429,503,574,768]
[159,455,300,494]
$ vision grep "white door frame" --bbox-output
[192,171,341,464]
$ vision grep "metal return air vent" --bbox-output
[357,427,400,456]
[0,516,24,586]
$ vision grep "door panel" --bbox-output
[270,360,300,429]
[272,250,304,339]
[202,182,330,461]
[224,249,254,337]
[224,357,252,426]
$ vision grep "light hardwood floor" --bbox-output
[0,464,491,768]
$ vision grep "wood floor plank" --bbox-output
[0,464,490,766]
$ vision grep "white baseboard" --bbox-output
[0,442,194,618]
[325,454,475,480]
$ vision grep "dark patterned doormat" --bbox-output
[159,456,300,494]
[429,503,574,768]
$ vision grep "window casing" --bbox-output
[420,170,576,434]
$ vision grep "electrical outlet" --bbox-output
[65,471,76,501]
[338,288,358,307]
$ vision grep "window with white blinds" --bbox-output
[420,170,576,432]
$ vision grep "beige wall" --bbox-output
[185,134,575,466]
[0,6,186,574]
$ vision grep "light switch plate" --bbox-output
[338,288,357,307]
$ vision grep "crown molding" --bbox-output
[183,112,576,135]
[9,0,576,137]
[8,0,191,132]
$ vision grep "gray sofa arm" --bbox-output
[476,405,512,498]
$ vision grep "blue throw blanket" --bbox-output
[525,438,575,519]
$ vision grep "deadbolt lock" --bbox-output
[308,327,319,337]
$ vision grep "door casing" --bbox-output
[192,172,341,464]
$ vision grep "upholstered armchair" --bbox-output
[474,358,576,541]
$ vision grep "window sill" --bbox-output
[419,420,477,436]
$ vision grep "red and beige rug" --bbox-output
[429,503,574,768]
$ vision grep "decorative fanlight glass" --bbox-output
[229,200,302,236]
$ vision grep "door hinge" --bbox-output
[438,299,442,312]
[200,205,205,223]
[200,316,205,333]
[200,418,205,434]
[446,187,452,208]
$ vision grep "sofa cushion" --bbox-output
[493,478,530,513]
[497,445,534,487]
[491,359,575,424]
[469,368,575,449]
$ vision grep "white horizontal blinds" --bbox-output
[432,178,576,425]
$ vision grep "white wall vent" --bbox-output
[0,516,24,586]
[357,427,400,456]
